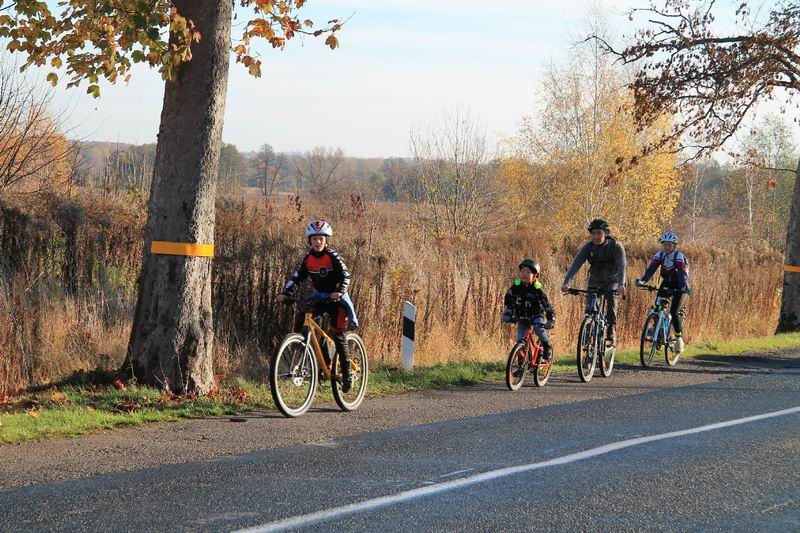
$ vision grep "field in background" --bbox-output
[0,191,785,396]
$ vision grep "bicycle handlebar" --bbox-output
[278,291,338,307]
[635,283,691,296]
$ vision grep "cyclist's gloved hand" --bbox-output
[544,321,554,330]
[502,310,513,323]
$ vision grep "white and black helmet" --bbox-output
[305,219,333,239]
[659,231,678,244]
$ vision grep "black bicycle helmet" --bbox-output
[587,218,610,233]
[518,258,541,273]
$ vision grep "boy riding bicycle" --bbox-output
[503,259,556,360]
[276,220,358,392]
[635,231,690,354]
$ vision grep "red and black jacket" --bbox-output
[281,246,351,296]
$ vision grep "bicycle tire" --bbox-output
[532,350,552,387]
[665,329,680,367]
[506,342,529,391]
[576,316,597,383]
[270,333,318,417]
[600,338,615,378]
[639,313,659,367]
[331,332,369,411]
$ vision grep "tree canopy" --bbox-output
[0,0,342,95]
[597,0,799,160]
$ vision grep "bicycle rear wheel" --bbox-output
[639,314,659,367]
[331,332,369,411]
[664,331,679,366]
[270,333,318,417]
[506,342,529,391]
[532,353,552,387]
[576,317,597,383]
[600,339,615,378]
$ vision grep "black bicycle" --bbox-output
[566,288,617,382]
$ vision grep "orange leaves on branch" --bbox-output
[0,1,343,89]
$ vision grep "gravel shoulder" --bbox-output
[2,348,798,489]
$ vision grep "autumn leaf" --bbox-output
[46,72,58,86]
[248,60,262,77]
[113,378,126,390]
[325,34,338,50]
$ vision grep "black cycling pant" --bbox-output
[659,288,687,334]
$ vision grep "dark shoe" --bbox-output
[341,374,353,393]
[606,327,616,346]
[512,367,524,378]
[540,343,553,361]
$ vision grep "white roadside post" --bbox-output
[402,301,416,371]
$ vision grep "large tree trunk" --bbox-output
[777,157,800,333]
[124,0,231,393]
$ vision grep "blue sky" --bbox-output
[49,0,793,157]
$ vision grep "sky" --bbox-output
[46,0,796,158]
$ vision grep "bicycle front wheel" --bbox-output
[270,333,318,417]
[506,342,529,391]
[331,332,369,411]
[576,317,598,383]
[639,314,659,367]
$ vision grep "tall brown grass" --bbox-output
[0,190,784,396]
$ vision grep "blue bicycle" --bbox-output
[636,283,686,367]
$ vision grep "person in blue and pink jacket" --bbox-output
[636,231,691,353]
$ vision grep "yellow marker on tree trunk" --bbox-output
[151,241,214,257]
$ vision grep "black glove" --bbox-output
[544,321,554,330]
[502,310,513,323]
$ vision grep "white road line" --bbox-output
[236,405,800,533]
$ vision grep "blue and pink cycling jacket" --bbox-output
[640,250,689,290]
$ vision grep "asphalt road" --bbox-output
[2,353,800,532]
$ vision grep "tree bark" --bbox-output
[124,0,231,393]
[777,157,800,333]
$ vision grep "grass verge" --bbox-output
[2,333,799,444]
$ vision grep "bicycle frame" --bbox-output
[522,326,545,369]
[648,296,672,348]
[303,312,336,379]
[580,290,611,356]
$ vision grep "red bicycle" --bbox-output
[505,321,555,390]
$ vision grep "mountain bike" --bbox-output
[566,288,617,382]
[505,320,555,390]
[270,292,368,417]
[636,283,687,367]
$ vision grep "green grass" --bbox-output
[2,333,799,445]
